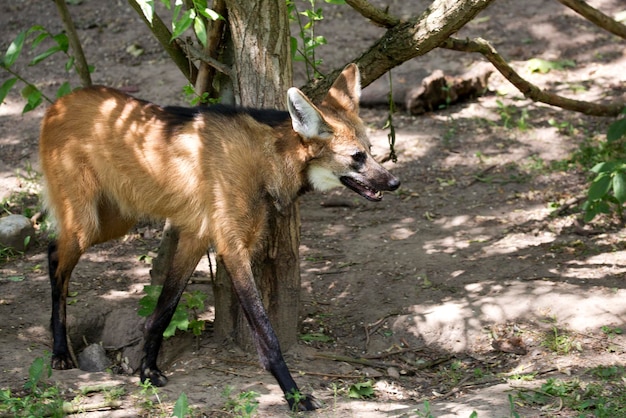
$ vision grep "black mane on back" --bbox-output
[163,104,290,128]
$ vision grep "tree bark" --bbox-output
[214,0,298,351]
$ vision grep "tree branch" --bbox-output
[127,0,198,84]
[441,37,625,117]
[302,0,495,101]
[53,0,92,87]
[556,0,626,39]
[345,0,399,28]
[184,43,232,77]
[195,0,227,97]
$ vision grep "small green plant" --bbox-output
[182,83,219,106]
[0,355,65,417]
[541,327,578,355]
[516,371,626,417]
[507,393,521,418]
[135,0,222,49]
[548,117,576,136]
[414,400,435,418]
[222,386,260,418]
[135,379,167,415]
[172,392,191,418]
[582,109,626,222]
[348,380,375,399]
[138,285,207,338]
[1,24,89,112]
[287,0,345,81]
[601,325,623,338]
[495,99,531,130]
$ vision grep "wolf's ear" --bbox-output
[287,87,332,140]
[321,63,361,113]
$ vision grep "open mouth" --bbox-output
[340,176,383,202]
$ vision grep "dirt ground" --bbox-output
[2,0,626,417]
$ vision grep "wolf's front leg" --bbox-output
[220,254,321,411]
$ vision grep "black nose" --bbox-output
[388,176,400,191]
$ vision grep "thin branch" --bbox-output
[556,0,626,39]
[127,0,198,84]
[441,37,625,117]
[195,0,227,97]
[345,0,400,28]
[53,0,92,87]
[184,42,232,78]
[302,0,495,101]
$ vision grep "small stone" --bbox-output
[362,367,383,378]
[387,366,400,379]
[78,344,111,372]
[0,214,35,252]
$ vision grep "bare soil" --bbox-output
[1,0,626,417]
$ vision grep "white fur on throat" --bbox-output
[308,165,342,191]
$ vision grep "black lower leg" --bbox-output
[140,284,186,387]
[48,241,74,369]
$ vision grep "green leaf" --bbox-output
[348,381,374,399]
[289,36,299,60]
[65,55,75,72]
[135,0,155,25]
[607,118,626,142]
[138,285,162,317]
[4,30,26,67]
[56,81,72,98]
[52,33,69,52]
[21,85,43,113]
[171,9,194,41]
[164,307,188,338]
[0,77,18,104]
[172,392,189,418]
[591,161,620,174]
[193,16,207,47]
[583,201,599,223]
[527,58,575,74]
[29,45,63,66]
[24,357,45,390]
[31,32,51,49]
[299,333,333,343]
[588,173,612,201]
[613,171,626,204]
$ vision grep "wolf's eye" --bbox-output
[351,151,367,164]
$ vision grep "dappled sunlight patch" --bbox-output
[0,97,27,117]
[99,283,145,301]
[423,236,470,254]
[433,214,471,229]
[368,129,434,162]
[551,262,626,281]
[479,231,556,256]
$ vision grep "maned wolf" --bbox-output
[40,64,400,411]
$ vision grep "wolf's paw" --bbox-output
[140,366,169,387]
[289,393,321,412]
[51,353,75,370]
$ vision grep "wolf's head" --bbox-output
[288,64,400,202]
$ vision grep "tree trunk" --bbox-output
[213,0,298,351]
